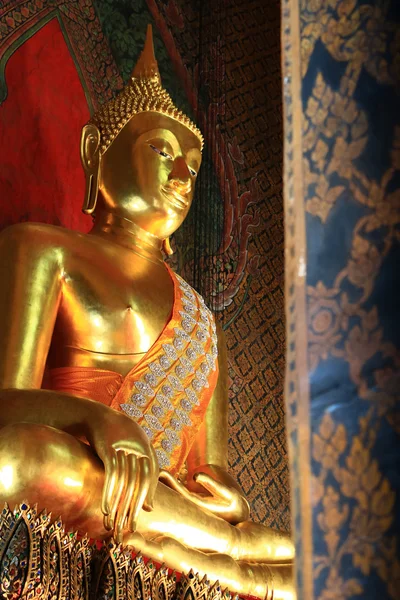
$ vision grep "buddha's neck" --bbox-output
[89,210,164,264]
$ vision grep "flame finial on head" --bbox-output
[88,25,203,155]
[132,24,161,82]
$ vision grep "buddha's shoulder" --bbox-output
[0,222,88,252]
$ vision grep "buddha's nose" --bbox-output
[168,156,191,192]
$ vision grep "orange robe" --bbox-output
[49,267,219,476]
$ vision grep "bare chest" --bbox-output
[50,254,174,366]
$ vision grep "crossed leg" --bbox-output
[0,423,295,598]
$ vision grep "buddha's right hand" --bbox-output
[86,405,159,542]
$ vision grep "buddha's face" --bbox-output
[97,112,202,239]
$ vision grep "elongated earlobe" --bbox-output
[82,173,99,215]
[80,124,101,215]
[162,237,174,256]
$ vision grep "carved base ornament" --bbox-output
[0,502,247,600]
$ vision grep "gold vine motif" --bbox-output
[299,2,400,598]
[305,81,400,393]
[312,405,399,599]
[0,503,238,600]
[301,0,400,83]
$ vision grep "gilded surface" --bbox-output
[283,0,400,598]
[0,22,295,599]
[0,0,291,532]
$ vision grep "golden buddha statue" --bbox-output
[0,26,294,599]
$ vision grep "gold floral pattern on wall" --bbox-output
[283,0,400,598]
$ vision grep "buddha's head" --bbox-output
[80,25,203,242]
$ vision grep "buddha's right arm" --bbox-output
[0,387,101,436]
[0,387,159,539]
[0,224,102,433]
[0,223,62,390]
[0,224,158,534]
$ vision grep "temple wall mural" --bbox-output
[0,0,289,531]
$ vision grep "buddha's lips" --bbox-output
[161,186,189,209]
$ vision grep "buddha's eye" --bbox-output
[150,144,173,160]
[188,167,197,177]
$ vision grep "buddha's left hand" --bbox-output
[159,465,250,524]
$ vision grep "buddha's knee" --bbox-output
[0,423,62,500]
[0,422,106,536]
[0,422,102,506]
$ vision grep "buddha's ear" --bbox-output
[162,237,174,256]
[80,124,101,215]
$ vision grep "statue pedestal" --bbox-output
[0,503,246,600]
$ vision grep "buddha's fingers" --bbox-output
[196,474,251,523]
[194,473,233,502]
[109,450,127,532]
[143,447,158,511]
[158,470,194,499]
[128,456,151,531]
[158,470,223,513]
[101,448,118,524]
[194,474,251,520]
[115,453,137,542]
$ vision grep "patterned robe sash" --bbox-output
[109,265,219,475]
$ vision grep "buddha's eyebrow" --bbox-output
[145,129,180,151]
